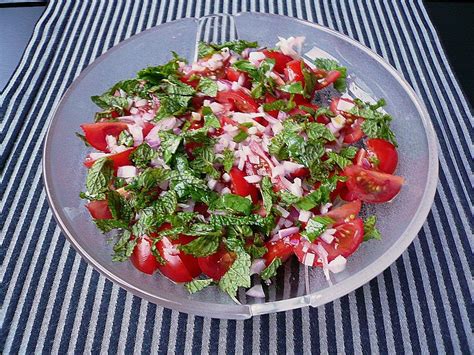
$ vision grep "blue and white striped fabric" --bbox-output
[1,1,472,353]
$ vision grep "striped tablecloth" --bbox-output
[1,1,472,353]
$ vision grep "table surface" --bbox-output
[1,1,472,106]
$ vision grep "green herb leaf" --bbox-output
[222,149,235,173]
[260,257,282,280]
[180,234,220,257]
[262,99,296,112]
[190,144,220,179]
[260,176,275,214]
[314,107,335,118]
[305,122,336,142]
[95,219,130,233]
[91,94,129,111]
[85,158,113,198]
[106,190,133,222]
[198,40,258,58]
[130,143,158,168]
[279,82,304,95]
[278,190,301,207]
[302,216,334,242]
[212,193,253,216]
[158,131,182,163]
[117,130,134,147]
[137,53,183,85]
[302,64,317,98]
[198,77,218,97]
[126,168,170,192]
[233,129,249,143]
[363,215,382,241]
[111,230,136,262]
[75,132,91,147]
[218,248,251,301]
[185,278,214,293]
[296,176,343,210]
[202,106,221,128]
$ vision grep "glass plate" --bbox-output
[43,13,438,319]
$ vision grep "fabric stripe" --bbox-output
[1,1,472,354]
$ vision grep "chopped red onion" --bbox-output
[250,259,267,275]
[278,226,299,239]
[244,175,262,183]
[327,255,347,273]
[117,165,137,178]
[246,284,265,298]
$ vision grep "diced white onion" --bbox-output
[248,154,260,165]
[337,99,355,112]
[244,175,262,183]
[221,187,231,194]
[331,114,346,129]
[127,124,144,146]
[207,178,217,190]
[222,173,231,182]
[303,252,315,266]
[276,36,305,59]
[320,228,337,244]
[249,51,266,64]
[320,203,332,214]
[298,210,312,223]
[327,255,347,273]
[250,259,267,275]
[278,226,299,239]
[246,284,266,298]
[117,165,137,178]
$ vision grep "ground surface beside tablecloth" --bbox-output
[1,1,472,353]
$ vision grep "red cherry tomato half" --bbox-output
[130,236,161,275]
[366,138,398,174]
[284,60,305,83]
[342,118,365,144]
[263,49,293,73]
[156,235,202,283]
[294,218,364,266]
[225,67,251,87]
[86,200,112,219]
[229,167,259,203]
[84,148,136,172]
[344,165,404,203]
[216,90,259,113]
[323,200,362,224]
[263,233,301,265]
[314,70,341,90]
[198,246,236,281]
[81,122,129,152]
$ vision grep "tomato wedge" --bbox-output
[344,165,404,203]
[314,70,341,90]
[366,138,398,174]
[229,167,259,202]
[86,200,112,219]
[294,219,364,266]
[263,233,300,265]
[156,234,201,283]
[198,245,236,281]
[84,148,136,172]
[323,200,362,224]
[130,236,161,275]
[284,59,305,83]
[342,118,365,144]
[216,90,259,113]
[81,122,129,152]
[263,49,292,73]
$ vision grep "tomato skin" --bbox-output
[81,122,129,152]
[263,50,293,73]
[216,90,259,113]
[263,233,301,265]
[323,200,362,224]
[342,118,365,144]
[314,70,341,90]
[289,167,310,179]
[142,122,155,137]
[344,165,404,203]
[294,219,364,266]
[86,200,112,219]
[198,246,236,281]
[84,148,136,172]
[156,235,201,283]
[284,60,305,83]
[229,167,259,203]
[366,138,398,174]
[225,67,251,87]
[130,236,160,275]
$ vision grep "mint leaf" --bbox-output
[185,278,214,293]
[315,107,335,118]
[118,130,134,147]
[222,148,235,173]
[212,194,253,215]
[296,176,343,210]
[85,158,113,198]
[279,82,304,95]
[106,190,133,222]
[202,106,221,128]
[91,94,129,111]
[302,216,334,242]
[130,143,158,168]
[126,168,170,192]
[302,64,317,98]
[218,248,251,301]
[278,190,301,207]
[111,230,136,262]
[190,145,219,179]
[314,58,347,92]
[262,99,295,112]
[260,176,275,214]
[305,122,335,142]
[233,129,249,143]
[180,234,220,257]
[260,257,282,280]
[137,53,183,85]
[95,219,129,233]
[198,40,258,58]
[158,131,182,163]
[198,77,218,97]
[363,215,382,241]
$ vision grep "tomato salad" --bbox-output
[79,37,403,300]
